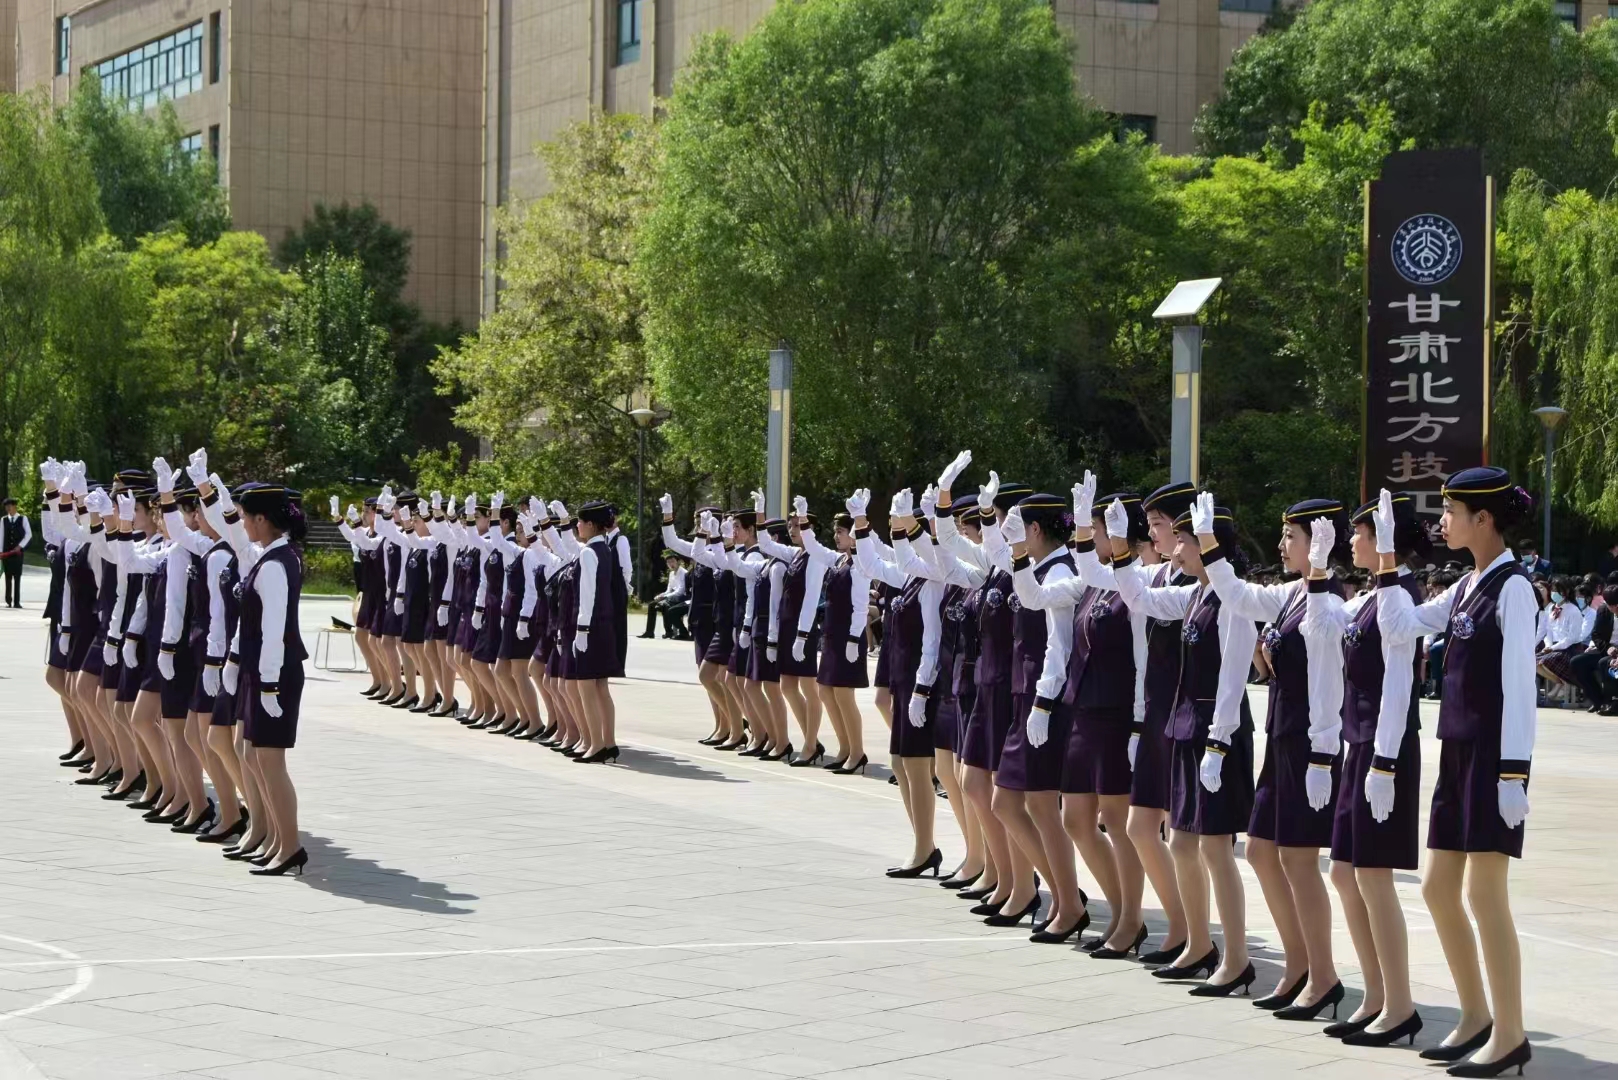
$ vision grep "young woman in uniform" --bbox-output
[1375,472,1538,1077]
[758,498,827,765]
[800,505,870,774]
[564,500,623,762]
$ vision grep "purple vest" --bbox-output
[1438,561,1529,742]
[820,556,858,646]
[501,549,526,618]
[778,549,811,639]
[886,575,927,690]
[750,555,781,642]
[690,560,716,620]
[428,542,448,609]
[949,583,979,696]
[1012,552,1074,696]
[733,547,755,632]
[67,541,99,633]
[711,567,735,637]
[583,537,614,630]
[141,558,169,647]
[974,568,1014,686]
[189,542,227,651]
[1342,574,1424,744]
[383,540,402,603]
[1261,583,1310,738]
[239,543,308,677]
[1142,563,1187,727]
[1064,584,1135,711]
[1168,585,1253,741]
[938,584,965,694]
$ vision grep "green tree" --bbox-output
[638,0,1109,505]
[59,74,229,248]
[1197,0,1618,194]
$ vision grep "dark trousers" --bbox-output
[642,599,689,639]
[1570,650,1614,705]
[1,555,20,607]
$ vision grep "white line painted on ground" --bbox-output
[0,933,94,1024]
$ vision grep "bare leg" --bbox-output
[896,756,937,866]
[1464,853,1524,1064]
[1028,791,1083,933]
[963,765,1009,895]
[233,728,272,853]
[762,681,788,751]
[1127,806,1186,950]
[1167,828,1212,966]
[1248,836,1307,994]
[355,628,383,689]
[1333,860,1383,1023]
[817,684,849,762]
[874,687,892,730]
[1423,849,1492,1048]
[935,749,978,876]
[1357,867,1415,1031]
[992,786,1056,917]
[45,667,83,749]
[1062,793,1118,939]
[198,718,244,833]
[1200,834,1250,983]
[129,693,176,802]
[163,714,208,825]
[831,686,864,763]
[250,746,300,865]
[595,679,617,748]
[698,661,729,739]
[1279,844,1339,1004]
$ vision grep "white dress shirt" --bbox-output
[1301,569,1420,762]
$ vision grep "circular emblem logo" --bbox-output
[986,588,1004,610]
[1342,624,1364,649]
[1261,626,1282,651]
[1450,611,1475,641]
[1391,214,1463,285]
[1089,597,1113,621]
[1182,623,1201,645]
[946,602,966,623]
[1007,593,1023,614]
[231,582,245,600]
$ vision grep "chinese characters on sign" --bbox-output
[1364,150,1493,520]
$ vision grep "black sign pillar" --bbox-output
[1362,149,1494,519]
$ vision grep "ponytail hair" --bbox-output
[265,500,307,545]
[1442,467,1533,533]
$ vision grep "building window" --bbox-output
[179,132,203,158]
[209,12,222,84]
[55,16,71,76]
[1115,114,1157,143]
[90,22,205,112]
[1219,0,1276,11]
[616,0,643,65]
[1554,2,1579,26]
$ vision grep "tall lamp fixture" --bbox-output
[629,405,661,602]
[1531,405,1567,564]
[1152,278,1222,485]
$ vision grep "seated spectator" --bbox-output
[1569,582,1618,714]
[1518,539,1552,576]
[1539,575,1592,704]
[638,551,690,640]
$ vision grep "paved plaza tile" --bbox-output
[2,593,1617,1078]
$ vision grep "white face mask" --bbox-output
[1521,552,1534,563]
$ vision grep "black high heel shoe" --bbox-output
[1138,940,1188,966]
[249,848,308,877]
[982,895,1041,927]
[1341,1011,1423,1047]
[1151,946,1219,981]
[60,755,95,768]
[1446,1041,1530,1078]
[430,698,459,718]
[1421,1024,1493,1062]
[1323,1015,1377,1039]
[833,754,869,775]
[577,745,620,764]
[789,743,825,767]
[1274,981,1344,1021]
[391,694,419,711]
[379,689,405,706]
[1030,910,1089,944]
[1090,924,1150,960]
[1253,971,1309,1010]
[939,866,980,889]
[737,741,769,758]
[128,789,164,811]
[716,736,749,751]
[223,840,267,861]
[150,804,190,826]
[764,743,794,763]
[886,848,943,879]
[172,800,217,834]
[1188,962,1257,997]
[410,694,440,714]
[699,733,725,746]
[957,883,997,901]
[470,712,500,731]
[969,896,1011,916]
[101,771,145,800]
[58,740,85,761]
[458,711,481,725]
[197,815,248,845]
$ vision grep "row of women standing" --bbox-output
[335,490,630,763]
[660,458,1537,1079]
[37,450,310,877]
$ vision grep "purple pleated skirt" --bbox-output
[931,693,960,754]
[888,681,935,758]
[816,633,868,688]
[994,692,1069,792]
[746,637,780,683]
[1169,729,1254,836]
[1131,710,1173,811]
[46,623,70,671]
[1061,707,1133,796]
[1248,732,1338,847]
[159,648,197,719]
[959,680,1013,772]
[778,630,819,678]
[1428,737,1525,858]
[1331,735,1421,869]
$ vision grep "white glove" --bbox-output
[346,504,359,524]
[212,477,234,514]
[517,618,530,640]
[573,629,589,654]
[437,604,449,627]
[1308,516,1335,570]
[659,492,673,517]
[792,638,806,662]
[1199,745,1225,792]
[157,650,175,681]
[491,490,505,511]
[393,596,404,615]
[379,485,395,512]
[908,692,928,728]
[1104,497,1130,540]
[222,660,240,694]
[57,632,71,656]
[766,644,777,662]
[464,493,478,517]
[751,488,766,515]
[893,488,915,519]
[86,489,114,517]
[1001,505,1026,545]
[39,459,58,485]
[937,449,972,493]
[472,610,484,630]
[738,629,752,650]
[103,642,118,667]
[185,448,209,487]
[153,457,176,494]
[1374,488,1396,555]
[1026,706,1050,748]
[518,512,537,535]
[793,494,809,519]
[717,516,734,542]
[549,500,569,521]
[260,691,282,719]
[116,493,136,523]
[845,488,870,518]
[699,510,718,535]
[121,638,138,668]
[1365,770,1395,823]
[919,484,938,521]
[977,470,1000,513]
[1190,491,1216,536]
[1072,470,1096,525]
[330,495,341,519]
[1498,778,1529,829]
[1127,732,1139,768]
[68,461,87,497]
[846,639,859,663]
[448,496,460,519]
[1305,762,1333,811]
[398,504,412,525]
[431,491,442,511]
[203,665,221,697]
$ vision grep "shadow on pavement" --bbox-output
[615,745,746,783]
[297,834,478,914]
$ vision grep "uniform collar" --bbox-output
[1032,545,1068,571]
[264,535,289,554]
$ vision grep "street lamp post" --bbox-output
[1152,278,1222,484]
[629,406,658,603]
[1532,405,1568,564]
[767,343,794,522]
